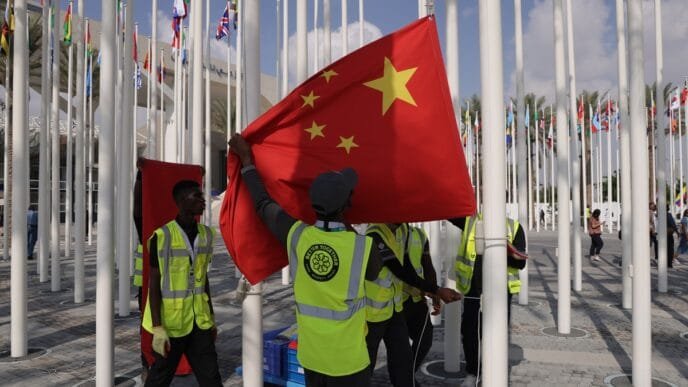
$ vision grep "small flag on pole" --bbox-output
[215,3,231,40]
[173,0,187,19]
[63,2,72,45]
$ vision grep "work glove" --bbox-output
[151,326,170,357]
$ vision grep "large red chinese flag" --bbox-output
[220,16,475,284]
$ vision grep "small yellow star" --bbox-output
[337,136,359,154]
[301,91,320,108]
[363,57,418,115]
[321,69,338,83]
[304,121,326,140]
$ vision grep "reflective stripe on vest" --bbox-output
[133,244,143,287]
[286,221,372,376]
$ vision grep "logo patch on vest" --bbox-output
[303,244,340,282]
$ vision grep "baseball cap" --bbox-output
[309,168,358,216]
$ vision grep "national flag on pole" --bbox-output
[577,97,584,133]
[474,112,480,132]
[85,20,93,56]
[1,0,15,55]
[86,58,92,96]
[171,16,181,51]
[173,0,187,18]
[602,98,612,131]
[215,3,231,40]
[546,116,554,148]
[63,2,72,45]
[506,101,514,128]
[220,16,476,284]
[676,185,687,207]
[133,25,139,62]
[525,105,530,128]
[143,50,150,72]
[592,111,601,133]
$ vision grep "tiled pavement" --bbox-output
[0,229,687,386]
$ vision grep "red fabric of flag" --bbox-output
[220,16,475,284]
[140,158,203,374]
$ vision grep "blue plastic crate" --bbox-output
[286,381,305,387]
[264,337,290,377]
[286,344,305,384]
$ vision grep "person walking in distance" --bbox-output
[27,205,38,260]
[676,209,688,265]
[588,209,604,262]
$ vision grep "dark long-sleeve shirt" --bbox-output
[448,217,526,296]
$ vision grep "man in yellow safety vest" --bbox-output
[141,180,221,386]
[449,215,527,387]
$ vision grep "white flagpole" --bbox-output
[565,0,582,292]
[192,0,204,164]
[39,0,51,281]
[476,116,481,210]
[581,100,588,221]
[535,111,540,232]
[628,0,652,383]
[551,119,555,229]
[554,0,571,334]
[654,0,668,293]
[88,50,94,246]
[235,0,244,135]
[2,61,7,263]
[313,0,319,74]
[159,48,165,159]
[358,0,363,48]
[616,0,632,310]
[607,99,613,232]
[150,0,159,159]
[511,106,517,206]
[597,111,602,206]
[280,0,291,286]
[528,118,533,231]
[478,0,508,382]
[117,1,134,317]
[97,0,117,382]
[205,0,212,226]
[242,3,263,385]
[341,0,347,56]
[146,38,151,155]
[65,2,74,261]
[227,0,233,140]
[10,0,29,358]
[681,98,685,216]
[51,0,62,292]
[173,20,181,161]
[74,0,86,303]
[323,0,331,64]
[443,0,461,371]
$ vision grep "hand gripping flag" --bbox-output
[220,16,476,284]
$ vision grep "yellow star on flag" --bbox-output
[363,57,418,115]
[337,136,359,154]
[304,121,326,140]
[321,69,338,83]
[301,91,320,108]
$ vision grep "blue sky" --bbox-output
[73,0,688,102]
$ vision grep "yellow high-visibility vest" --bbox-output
[133,244,143,287]
[456,216,522,295]
[142,221,215,337]
[287,221,372,376]
[402,226,428,303]
[364,223,407,322]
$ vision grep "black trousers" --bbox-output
[589,234,604,256]
[461,293,513,377]
[304,367,370,387]
[667,233,675,268]
[403,298,433,371]
[651,233,658,260]
[366,310,413,387]
[144,324,222,387]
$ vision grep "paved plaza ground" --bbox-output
[0,229,687,386]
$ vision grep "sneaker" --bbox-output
[674,258,681,265]
[461,374,478,387]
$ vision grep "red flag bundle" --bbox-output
[220,16,475,284]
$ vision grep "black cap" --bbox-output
[309,168,358,216]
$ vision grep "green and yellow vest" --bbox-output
[402,226,428,303]
[287,221,372,376]
[133,244,143,287]
[456,216,521,295]
[365,223,407,322]
[142,221,215,337]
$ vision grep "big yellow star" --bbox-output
[301,91,320,108]
[304,121,326,140]
[337,136,359,154]
[321,69,338,83]
[363,57,418,115]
